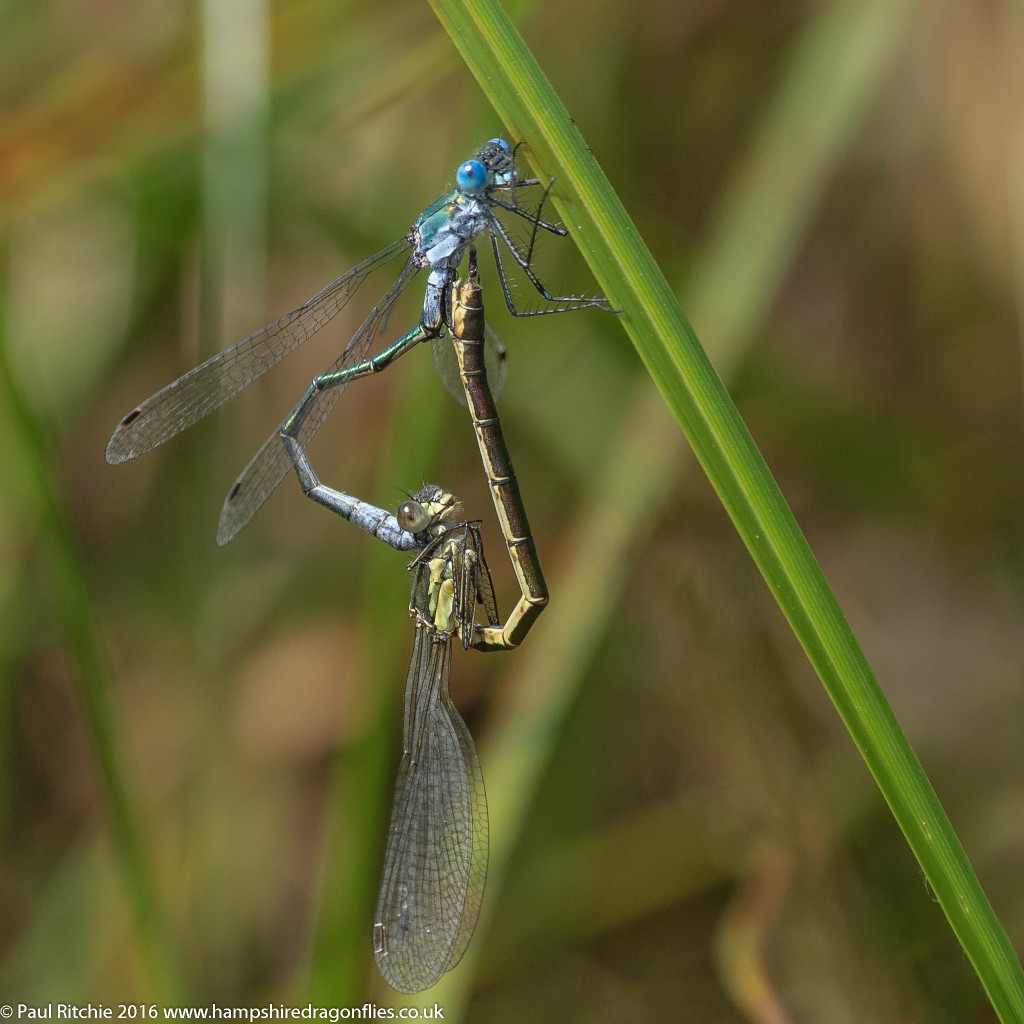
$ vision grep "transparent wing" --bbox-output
[215,255,422,545]
[105,237,412,463]
[431,323,507,407]
[452,525,499,650]
[469,526,500,636]
[372,629,488,994]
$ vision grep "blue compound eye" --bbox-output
[456,158,488,193]
[487,137,511,154]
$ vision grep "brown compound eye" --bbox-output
[397,500,429,533]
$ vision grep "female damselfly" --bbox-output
[280,445,494,992]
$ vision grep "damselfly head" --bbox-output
[397,485,462,537]
[477,137,516,185]
[455,139,516,197]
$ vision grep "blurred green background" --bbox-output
[1,0,1022,1020]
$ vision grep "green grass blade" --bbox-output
[428,1,1024,1019]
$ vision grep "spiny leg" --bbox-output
[487,227,614,317]
[489,181,567,244]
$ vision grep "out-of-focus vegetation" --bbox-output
[1,1,1022,1021]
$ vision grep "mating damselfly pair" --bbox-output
[107,137,612,545]
[106,138,614,992]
